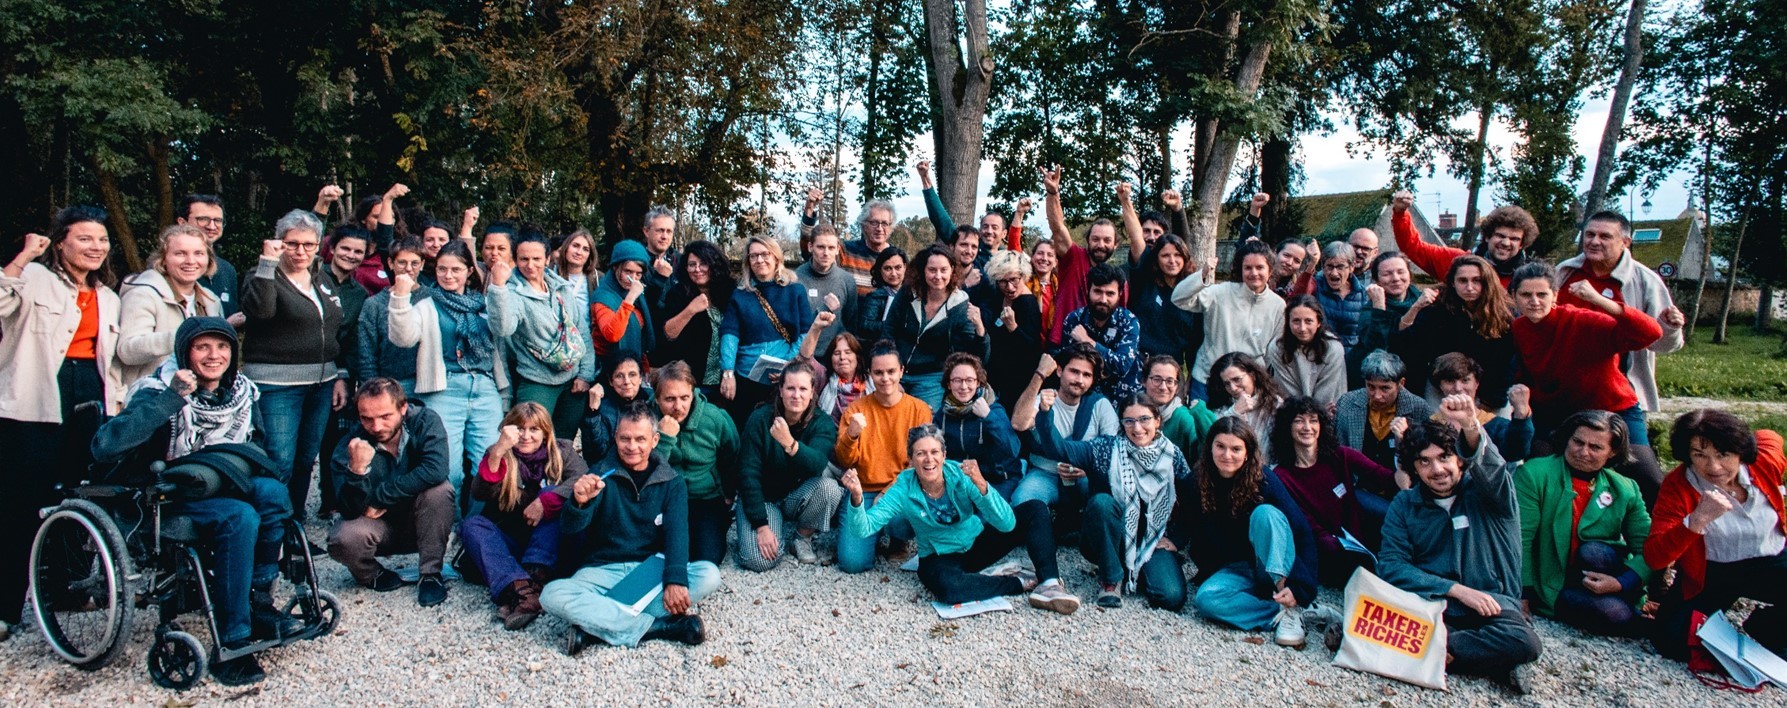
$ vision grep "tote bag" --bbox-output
[1332,568,1449,690]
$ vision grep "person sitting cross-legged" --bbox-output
[733,358,845,571]
[1515,410,1651,638]
[89,317,300,686]
[840,426,1037,605]
[1379,396,1543,695]
[460,402,587,630]
[547,402,724,653]
[327,377,456,607]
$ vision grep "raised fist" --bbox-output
[840,467,863,501]
[769,416,794,448]
[813,310,837,330]
[960,459,986,490]
[390,273,416,297]
[1116,182,1133,203]
[1161,189,1182,211]
[347,438,376,475]
[384,183,411,201]
[587,383,605,410]
[16,233,50,262]
[573,474,606,504]
[805,187,824,208]
[1365,282,1386,310]
[1036,352,1058,379]
[318,185,344,203]
[1440,394,1478,430]
[1413,287,1439,310]
[1038,389,1058,411]
[1015,197,1034,214]
[1389,416,1410,438]
[463,206,481,228]
[487,259,513,287]
[1391,190,1414,214]
[1249,192,1271,214]
[823,292,841,312]
[261,240,285,260]
[1567,279,1599,303]
[969,396,991,419]
[659,414,682,438]
[686,293,710,314]
[1069,324,1091,344]
[1507,384,1532,418]
[170,369,198,397]
[846,412,867,439]
[498,424,522,450]
[1660,306,1686,329]
[653,252,674,279]
[966,304,984,334]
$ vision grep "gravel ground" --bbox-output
[0,518,1777,707]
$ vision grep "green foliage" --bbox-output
[1655,327,1787,401]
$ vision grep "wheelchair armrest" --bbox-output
[69,485,139,502]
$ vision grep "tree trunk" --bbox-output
[1715,209,1749,344]
[1582,0,1648,219]
[150,136,174,231]
[1189,37,1274,264]
[89,154,142,273]
[1191,11,1243,201]
[919,0,993,225]
[1755,286,1774,333]
[1686,147,1715,340]
[861,3,889,203]
[1460,104,1494,250]
[1155,124,1173,194]
[1260,135,1293,239]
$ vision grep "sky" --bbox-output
[774,97,1695,233]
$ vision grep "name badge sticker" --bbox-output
[1332,483,1347,498]
[653,514,663,527]
[1452,516,1470,530]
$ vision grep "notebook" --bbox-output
[607,554,667,616]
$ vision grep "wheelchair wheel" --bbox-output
[316,590,342,636]
[29,500,134,669]
[146,630,207,690]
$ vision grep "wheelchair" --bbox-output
[27,457,340,690]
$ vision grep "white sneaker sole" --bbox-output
[1028,593,1081,615]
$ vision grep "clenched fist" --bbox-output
[14,233,50,263]
[390,273,416,298]
[840,467,864,504]
[573,474,606,504]
[347,438,376,475]
[846,412,867,439]
[1391,190,1414,214]
[261,240,285,260]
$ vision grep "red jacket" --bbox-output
[1645,431,1787,601]
[1513,303,1662,414]
[1392,210,1515,289]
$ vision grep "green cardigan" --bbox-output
[844,460,1014,557]
[657,391,741,502]
[1162,399,1217,460]
[1515,455,1653,616]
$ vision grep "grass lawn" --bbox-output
[1655,326,1787,401]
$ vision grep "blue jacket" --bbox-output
[935,393,1023,484]
[1316,275,1370,347]
[1379,436,1524,612]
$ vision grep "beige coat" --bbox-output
[116,268,221,385]
[0,263,126,422]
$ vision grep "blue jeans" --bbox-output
[420,372,504,517]
[1193,504,1295,630]
[836,491,916,574]
[1010,466,1090,508]
[541,560,723,647]
[259,381,335,517]
[1080,493,1185,610]
[459,514,560,602]
[902,372,945,411]
[172,477,292,645]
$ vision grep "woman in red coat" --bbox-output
[1508,261,1665,500]
[1645,409,1787,661]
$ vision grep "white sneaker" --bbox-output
[1303,604,1344,650]
[1027,581,1082,615]
[792,536,819,565]
[1273,605,1306,647]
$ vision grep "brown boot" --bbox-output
[505,579,543,631]
[495,578,528,626]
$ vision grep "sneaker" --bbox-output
[1501,664,1533,696]
[366,567,412,593]
[1027,581,1082,615]
[792,536,819,565]
[1096,587,1123,609]
[563,627,600,656]
[211,652,267,686]
[1303,604,1344,651]
[642,614,706,645]
[417,574,448,608]
[1273,605,1306,647]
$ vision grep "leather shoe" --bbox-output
[642,614,705,645]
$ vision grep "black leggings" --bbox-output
[1654,550,1787,661]
[917,533,1025,605]
[0,359,104,624]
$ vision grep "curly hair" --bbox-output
[905,243,962,299]
[1478,205,1539,249]
[1198,416,1266,518]
[1207,352,1283,412]
[1271,396,1339,467]
[1670,408,1760,466]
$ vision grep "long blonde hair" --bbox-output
[489,402,566,511]
[739,234,796,289]
[149,224,217,311]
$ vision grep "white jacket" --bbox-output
[387,286,516,395]
[1557,249,1685,412]
[1171,269,1286,381]
[0,263,126,421]
[115,268,221,385]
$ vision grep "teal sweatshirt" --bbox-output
[845,460,1015,557]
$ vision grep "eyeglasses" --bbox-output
[283,241,320,251]
[1120,415,1156,427]
[191,216,225,227]
[747,252,776,262]
[1146,376,1178,386]
[947,377,979,386]
[865,220,893,228]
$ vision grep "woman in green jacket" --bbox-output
[841,425,1035,605]
[1516,410,1652,636]
[733,358,843,571]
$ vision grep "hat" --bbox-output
[610,239,650,267]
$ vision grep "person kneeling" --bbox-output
[546,402,723,653]
[841,425,1037,605]
[328,378,456,607]
[1516,410,1652,637]
[90,317,299,686]
[1380,396,1542,695]
[462,402,587,630]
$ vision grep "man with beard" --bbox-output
[1041,165,1122,336]
[1059,264,1141,401]
[328,377,455,607]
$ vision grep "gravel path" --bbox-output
[0,520,1776,707]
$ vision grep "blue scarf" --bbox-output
[433,286,495,372]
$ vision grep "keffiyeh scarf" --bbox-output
[1094,434,1187,592]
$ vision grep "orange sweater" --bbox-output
[834,392,934,492]
[1645,430,1786,601]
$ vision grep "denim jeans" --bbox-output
[420,372,504,517]
[1192,504,1295,630]
[258,380,335,517]
[836,491,916,574]
[459,515,561,602]
[1552,540,1643,636]
[173,477,290,646]
[541,560,724,647]
[1080,493,1185,610]
[902,372,945,411]
[1009,466,1090,508]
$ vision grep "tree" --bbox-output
[917,0,993,225]
[1581,0,1650,219]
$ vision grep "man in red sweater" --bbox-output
[1040,165,1120,338]
[1390,191,1536,287]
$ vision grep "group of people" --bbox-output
[1,164,1782,696]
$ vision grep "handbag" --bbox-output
[1332,568,1449,690]
[524,291,586,373]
